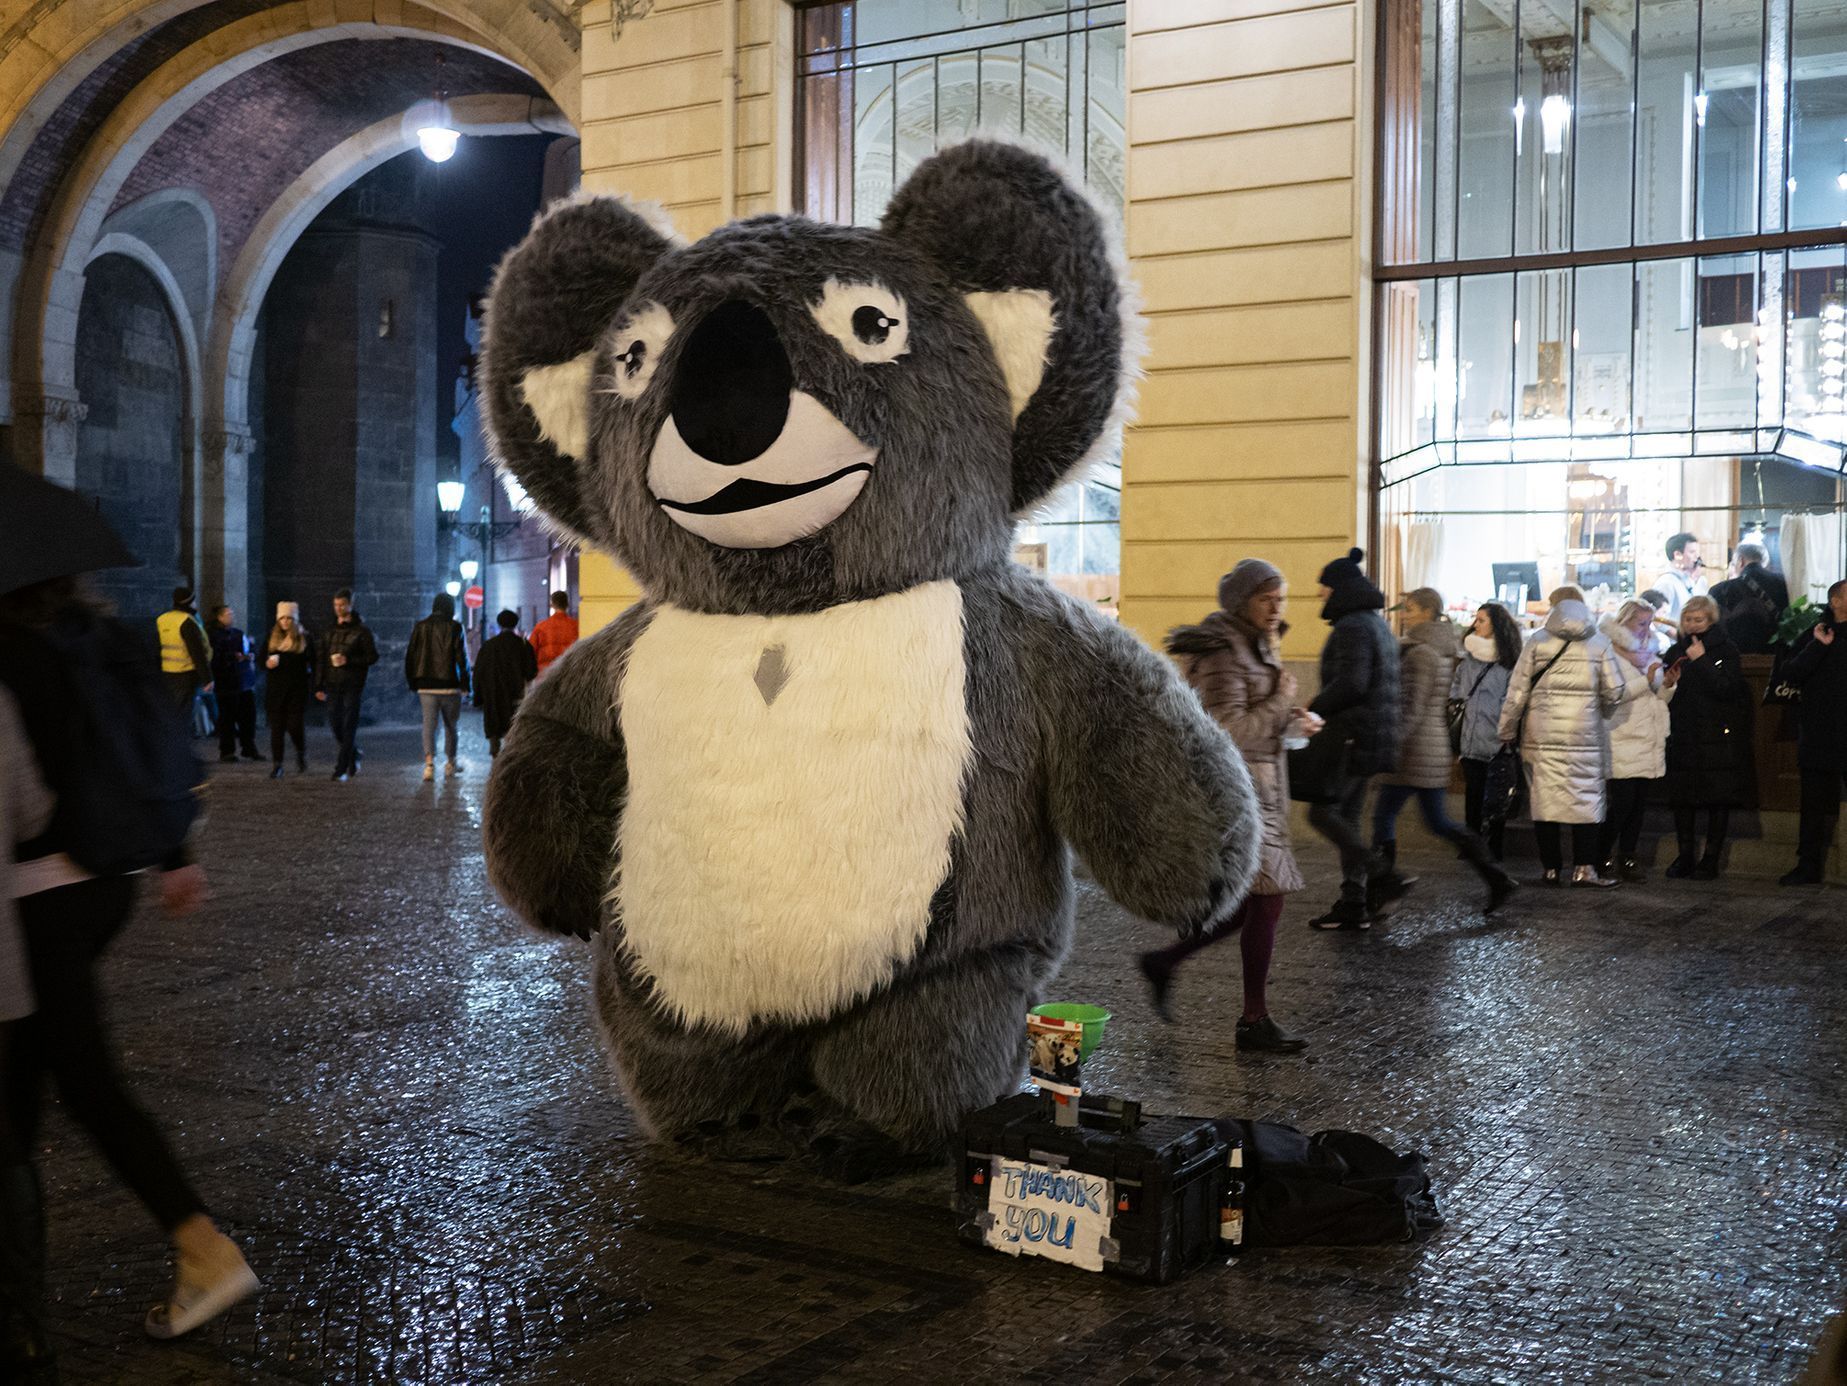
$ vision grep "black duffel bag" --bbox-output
[1287,715,1353,806]
[1215,1119,1443,1247]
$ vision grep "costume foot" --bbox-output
[1138,952,1176,1023]
[1235,1015,1307,1053]
[144,1234,259,1339]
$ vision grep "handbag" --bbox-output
[1447,663,1494,756]
[1287,714,1353,806]
[1481,641,1570,827]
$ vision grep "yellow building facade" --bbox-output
[574,0,1375,656]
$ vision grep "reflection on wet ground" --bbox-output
[33,725,1847,1382]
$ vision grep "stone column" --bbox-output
[11,390,87,483]
[203,423,253,613]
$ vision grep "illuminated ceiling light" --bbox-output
[458,559,479,582]
[445,581,462,597]
[417,52,458,164]
[1694,91,1709,126]
[437,479,465,513]
[418,122,460,163]
[1511,96,1526,157]
[1540,94,1570,155]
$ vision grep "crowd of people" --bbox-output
[153,587,580,781]
[1144,536,1847,1049]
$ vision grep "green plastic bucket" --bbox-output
[1029,1003,1111,1061]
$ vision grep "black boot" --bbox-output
[1458,834,1518,914]
[1137,952,1177,1024]
[1310,898,1372,931]
[1364,842,1417,917]
[0,1164,55,1383]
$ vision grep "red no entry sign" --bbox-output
[462,585,485,610]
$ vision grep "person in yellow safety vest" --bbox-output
[156,587,214,714]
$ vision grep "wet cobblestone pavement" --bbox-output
[33,722,1847,1383]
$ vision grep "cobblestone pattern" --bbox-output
[31,723,1847,1383]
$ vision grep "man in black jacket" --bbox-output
[405,592,470,781]
[1709,540,1789,654]
[315,589,379,782]
[1781,578,1847,886]
[1304,548,1403,929]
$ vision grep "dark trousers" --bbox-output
[9,878,204,1232]
[269,689,306,766]
[1308,775,1371,905]
[1460,757,1505,860]
[1534,821,1600,873]
[326,686,364,776]
[216,689,257,758]
[1797,769,1847,872]
[1673,805,1731,863]
[1371,783,1468,847]
[1599,778,1652,865]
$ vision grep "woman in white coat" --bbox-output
[1597,600,1674,881]
[1496,588,1628,887]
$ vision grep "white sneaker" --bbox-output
[145,1235,260,1339]
[421,761,434,782]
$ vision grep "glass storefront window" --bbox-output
[797,1,1125,609]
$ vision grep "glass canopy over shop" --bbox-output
[1377,0,1847,615]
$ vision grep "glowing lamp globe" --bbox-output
[458,559,479,582]
[445,581,462,598]
[437,480,466,514]
[418,124,460,163]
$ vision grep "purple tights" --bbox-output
[1144,893,1286,1021]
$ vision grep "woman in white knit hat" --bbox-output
[263,601,314,778]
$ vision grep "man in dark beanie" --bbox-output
[1304,547,1403,928]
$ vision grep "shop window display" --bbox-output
[1378,0,1847,610]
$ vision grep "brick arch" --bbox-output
[7,7,550,482]
[197,92,571,612]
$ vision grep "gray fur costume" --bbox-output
[478,140,1259,1172]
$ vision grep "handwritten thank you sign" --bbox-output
[983,1158,1112,1272]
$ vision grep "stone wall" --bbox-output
[73,252,186,621]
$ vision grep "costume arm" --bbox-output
[485,605,651,940]
[1024,588,1259,936]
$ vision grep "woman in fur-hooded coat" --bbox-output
[1138,558,1309,1053]
[1597,601,1674,878]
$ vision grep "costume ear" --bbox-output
[882,139,1141,514]
[480,193,678,542]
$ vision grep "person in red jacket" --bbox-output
[528,591,579,675]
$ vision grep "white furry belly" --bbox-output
[616,582,971,1033]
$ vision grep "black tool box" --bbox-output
[956,1091,1239,1284]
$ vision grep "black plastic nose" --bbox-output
[669,300,793,466]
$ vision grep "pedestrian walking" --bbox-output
[1781,578,1847,886]
[1141,559,1314,1050]
[1496,588,1627,887]
[1709,540,1789,654]
[0,684,51,1377]
[263,602,313,778]
[314,589,378,782]
[1302,547,1402,929]
[207,605,259,762]
[1597,599,1675,881]
[1369,589,1516,913]
[1653,532,1709,623]
[1660,595,1754,879]
[473,610,538,759]
[528,591,579,676]
[1453,602,1521,861]
[406,592,469,780]
[155,586,213,717]
[0,461,258,1351]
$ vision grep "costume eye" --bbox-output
[810,279,909,365]
[603,302,674,401]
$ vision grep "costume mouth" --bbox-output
[647,390,877,550]
[656,462,874,517]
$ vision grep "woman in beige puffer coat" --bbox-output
[1141,558,1311,1054]
[1496,591,1628,886]
[1597,601,1673,880]
[1368,589,1516,913]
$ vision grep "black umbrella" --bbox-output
[0,460,141,596]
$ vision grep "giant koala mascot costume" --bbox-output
[479,140,1259,1170]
